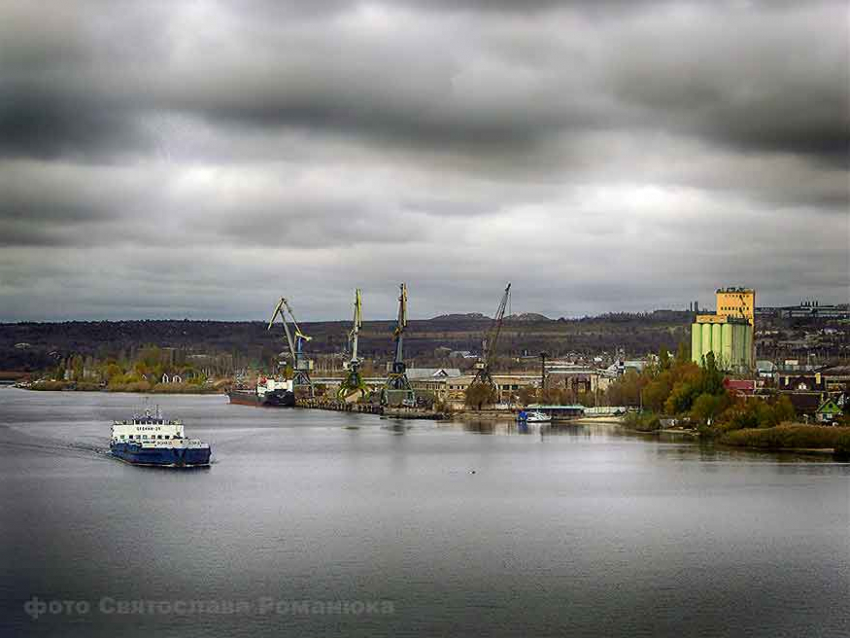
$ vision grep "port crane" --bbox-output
[337,288,368,401]
[268,297,314,397]
[383,283,415,406]
[471,282,512,390]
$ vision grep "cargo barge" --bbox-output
[110,406,211,467]
[227,377,295,407]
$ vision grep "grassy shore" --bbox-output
[0,370,28,381]
[617,414,850,458]
[720,424,850,457]
[27,380,223,394]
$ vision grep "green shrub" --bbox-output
[31,381,69,391]
[624,412,662,432]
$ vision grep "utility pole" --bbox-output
[540,351,548,396]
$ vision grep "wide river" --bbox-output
[0,388,848,637]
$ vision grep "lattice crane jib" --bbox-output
[338,288,368,400]
[384,283,415,406]
[267,296,314,397]
[472,282,512,389]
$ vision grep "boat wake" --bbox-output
[0,424,110,461]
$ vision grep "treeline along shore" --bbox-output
[604,346,850,458]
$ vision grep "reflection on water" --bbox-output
[1,388,848,638]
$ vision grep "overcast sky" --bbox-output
[0,0,847,321]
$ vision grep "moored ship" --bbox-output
[227,377,295,407]
[110,406,211,467]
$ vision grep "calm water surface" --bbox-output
[1,388,848,637]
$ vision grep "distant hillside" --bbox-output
[505,313,551,322]
[4,308,843,375]
[429,313,491,321]
[0,311,695,372]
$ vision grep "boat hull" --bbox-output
[517,410,551,424]
[110,442,211,467]
[227,389,295,407]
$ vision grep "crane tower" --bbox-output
[471,282,512,390]
[383,283,415,407]
[337,288,368,401]
[268,297,315,397]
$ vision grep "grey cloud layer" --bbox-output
[0,0,847,320]
[2,2,844,161]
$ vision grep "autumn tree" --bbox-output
[691,392,729,423]
[773,395,796,424]
[675,340,690,365]
[465,383,496,410]
[517,385,538,406]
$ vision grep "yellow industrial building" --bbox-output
[712,288,755,326]
[692,287,755,372]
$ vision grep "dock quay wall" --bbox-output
[295,399,446,420]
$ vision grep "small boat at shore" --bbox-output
[110,405,211,467]
[517,410,552,424]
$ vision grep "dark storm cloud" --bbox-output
[0,93,151,160]
[0,0,846,320]
[0,0,170,159]
[0,160,169,247]
[0,0,845,164]
[157,1,847,165]
[602,4,850,165]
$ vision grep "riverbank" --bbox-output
[21,381,224,394]
[0,370,28,381]
[572,416,628,427]
[453,409,518,421]
[719,424,850,458]
[587,416,850,457]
